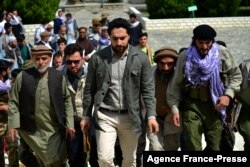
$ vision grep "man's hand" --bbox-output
[0,105,8,113]
[171,113,181,127]
[80,119,91,132]
[66,128,75,140]
[148,119,159,135]
[8,128,18,142]
[84,55,90,62]
[215,95,230,111]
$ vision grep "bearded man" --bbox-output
[167,24,242,151]
[80,18,158,167]
[8,45,75,166]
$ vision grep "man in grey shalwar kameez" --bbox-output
[7,45,75,167]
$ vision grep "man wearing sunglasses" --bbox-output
[63,43,88,167]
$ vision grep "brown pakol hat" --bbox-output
[154,46,178,62]
[101,12,109,19]
[31,45,53,56]
[92,18,101,25]
[46,24,53,29]
[40,31,50,38]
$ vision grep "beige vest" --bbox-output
[67,76,86,122]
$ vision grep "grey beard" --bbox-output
[34,64,49,74]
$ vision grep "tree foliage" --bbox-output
[146,0,243,18]
[241,0,250,6]
[146,0,196,18]
[0,0,60,24]
[195,0,242,17]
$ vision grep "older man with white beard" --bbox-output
[7,45,75,167]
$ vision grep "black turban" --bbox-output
[193,24,217,40]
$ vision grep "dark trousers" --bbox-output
[0,133,19,167]
[238,105,250,151]
[88,120,99,167]
[67,122,88,167]
[89,136,99,167]
[136,131,146,167]
[19,137,38,167]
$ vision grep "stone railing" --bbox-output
[23,24,39,36]
[129,7,250,30]
[60,1,123,12]
[128,0,145,3]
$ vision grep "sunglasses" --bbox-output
[66,60,81,65]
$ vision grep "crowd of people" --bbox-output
[0,8,250,167]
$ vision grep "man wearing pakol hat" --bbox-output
[34,21,49,44]
[98,25,110,51]
[4,35,23,70]
[100,12,110,27]
[47,24,59,53]
[147,46,182,151]
[167,24,242,150]
[36,31,53,50]
[88,17,101,50]
[7,45,75,166]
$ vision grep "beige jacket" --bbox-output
[66,75,86,122]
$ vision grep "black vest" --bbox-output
[19,67,65,133]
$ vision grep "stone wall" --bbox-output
[23,24,39,36]
[129,7,250,30]
[60,2,124,13]
[23,7,250,40]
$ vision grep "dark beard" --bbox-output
[112,45,128,56]
[156,68,173,80]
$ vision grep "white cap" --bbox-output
[8,36,16,43]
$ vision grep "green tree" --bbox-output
[195,0,242,17]
[0,0,60,24]
[108,0,122,2]
[241,0,250,6]
[146,0,195,19]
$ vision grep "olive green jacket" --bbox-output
[167,45,243,114]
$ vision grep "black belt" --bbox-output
[100,107,128,114]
